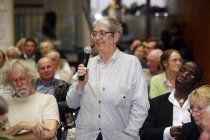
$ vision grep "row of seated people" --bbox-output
[0,38,74,84]
[140,61,204,140]
[0,57,76,139]
[1,52,209,140]
[0,51,208,140]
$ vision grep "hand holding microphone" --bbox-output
[78,46,92,81]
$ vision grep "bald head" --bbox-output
[45,50,61,68]
[39,41,54,56]
[147,49,163,74]
[37,57,56,83]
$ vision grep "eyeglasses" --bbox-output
[169,58,182,63]
[90,31,113,38]
[10,76,28,85]
[179,68,195,79]
[190,107,204,114]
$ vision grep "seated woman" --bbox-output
[180,85,210,140]
[149,49,182,98]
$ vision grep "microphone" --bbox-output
[79,46,92,81]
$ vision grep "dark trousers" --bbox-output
[96,132,103,140]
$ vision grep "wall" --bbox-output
[167,0,210,84]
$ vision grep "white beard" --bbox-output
[15,88,30,98]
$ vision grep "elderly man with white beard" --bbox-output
[0,60,59,140]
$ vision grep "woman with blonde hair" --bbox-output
[180,85,210,140]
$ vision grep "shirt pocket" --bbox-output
[115,86,132,109]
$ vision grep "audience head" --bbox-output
[132,44,145,60]
[143,41,154,57]
[16,38,26,54]
[0,50,6,68]
[175,61,203,93]
[0,96,8,123]
[189,85,210,126]
[3,60,36,98]
[199,105,210,140]
[24,38,37,58]
[45,50,61,69]
[39,41,54,56]
[160,49,182,72]
[146,49,163,74]
[37,57,56,83]
[6,46,21,60]
[130,39,141,53]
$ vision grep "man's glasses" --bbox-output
[90,31,113,38]
[179,68,195,79]
[10,76,28,85]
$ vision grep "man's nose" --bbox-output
[44,67,48,72]
[16,79,23,87]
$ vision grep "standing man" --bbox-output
[66,17,149,140]
[0,60,59,140]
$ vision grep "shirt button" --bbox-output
[102,88,105,91]
[98,115,101,118]
[99,128,101,130]
[99,100,101,104]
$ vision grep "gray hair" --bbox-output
[6,46,21,57]
[93,17,123,35]
[2,59,36,86]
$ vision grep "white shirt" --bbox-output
[163,90,191,140]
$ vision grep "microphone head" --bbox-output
[84,46,92,54]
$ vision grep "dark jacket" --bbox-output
[140,93,174,140]
[179,121,201,140]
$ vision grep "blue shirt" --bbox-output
[36,79,55,95]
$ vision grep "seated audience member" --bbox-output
[0,96,8,124]
[36,57,72,124]
[132,44,147,68]
[45,50,74,84]
[140,61,203,140]
[0,50,6,69]
[0,50,14,101]
[143,49,163,87]
[0,96,19,140]
[130,39,141,53]
[16,38,26,56]
[199,105,210,140]
[21,38,40,63]
[36,57,73,139]
[0,60,59,140]
[21,38,40,78]
[39,40,54,57]
[150,49,182,98]
[6,46,21,61]
[180,85,209,140]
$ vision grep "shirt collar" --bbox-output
[168,89,190,107]
[97,48,119,63]
[38,78,55,87]
[163,72,174,88]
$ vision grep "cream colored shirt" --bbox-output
[8,93,59,131]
